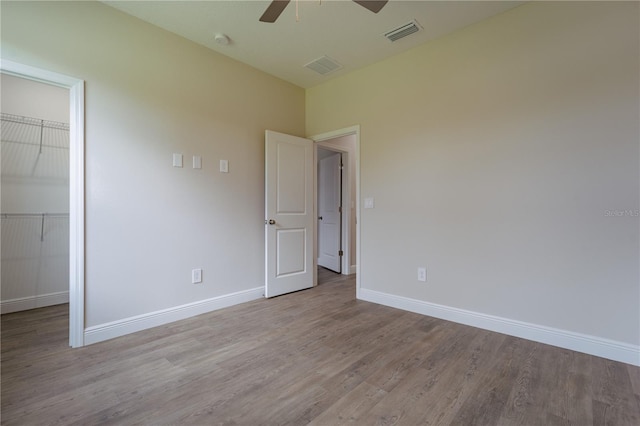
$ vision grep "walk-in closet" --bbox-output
[1,74,70,314]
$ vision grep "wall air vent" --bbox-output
[384,20,422,42]
[304,56,343,76]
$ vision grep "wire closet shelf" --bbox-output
[1,112,70,180]
[1,112,70,242]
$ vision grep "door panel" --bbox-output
[277,228,306,276]
[276,142,307,213]
[317,152,342,273]
[265,130,314,298]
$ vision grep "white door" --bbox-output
[317,152,342,273]
[265,130,314,298]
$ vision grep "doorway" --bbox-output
[1,74,70,315]
[313,126,359,289]
[0,60,85,347]
[317,148,342,274]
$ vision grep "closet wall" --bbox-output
[1,74,70,313]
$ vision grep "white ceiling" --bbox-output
[104,0,524,88]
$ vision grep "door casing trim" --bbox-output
[1,59,85,347]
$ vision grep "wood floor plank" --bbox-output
[496,342,544,425]
[357,324,484,424]
[532,346,575,424]
[628,363,640,395]
[447,336,527,425]
[414,330,508,425]
[558,350,593,426]
[591,356,640,425]
[308,381,388,426]
[364,321,449,394]
[2,269,639,425]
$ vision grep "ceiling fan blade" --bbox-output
[259,0,291,23]
[352,0,388,14]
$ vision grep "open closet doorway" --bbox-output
[0,60,85,347]
[1,74,70,316]
[313,126,359,289]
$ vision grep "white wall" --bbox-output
[307,2,639,362]
[1,1,305,333]
[1,74,70,311]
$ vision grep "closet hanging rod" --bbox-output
[1,213,69,242]
[1,213,69,218]
[1,113,69,131]
[0,138,69,150]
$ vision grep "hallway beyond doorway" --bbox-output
[318,266,352,286]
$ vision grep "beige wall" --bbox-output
[307,2,639,346]
[1,74,69,123]
[1,1,305,327]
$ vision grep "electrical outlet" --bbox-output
[417,267,427,282]
[192,268,203,284]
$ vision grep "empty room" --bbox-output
[1,1,638,424]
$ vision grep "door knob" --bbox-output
[318,216,323,221]
[267,219,276,225]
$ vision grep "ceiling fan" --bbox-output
[260,0,388,23]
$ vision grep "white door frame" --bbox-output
[310,126,360,295]
[1,59,85,347]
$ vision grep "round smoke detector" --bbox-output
[214,33,230,45]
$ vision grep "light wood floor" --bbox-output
[2,270,639,425]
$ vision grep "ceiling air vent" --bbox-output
[304,56,343,76]
[384,20,422,42]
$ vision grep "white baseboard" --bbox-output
[348,265,357,275]
[1,291,69,314]
[359,288,640,367]
[84,287,264,345]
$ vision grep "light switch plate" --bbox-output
[173,153,183,168]
[192,268,202,284]
[220,159,229,173]
[193,155,202,169]
[364,197,375,209]
[418,267,427,282]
